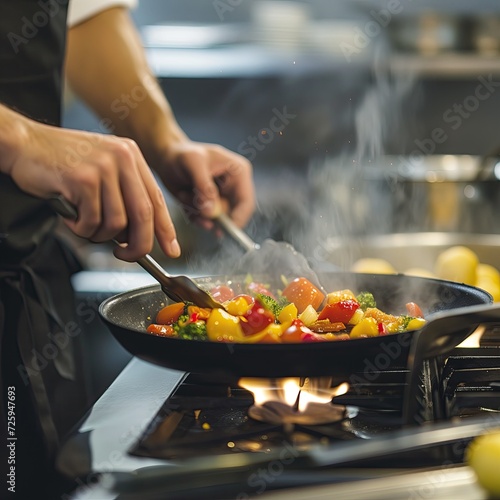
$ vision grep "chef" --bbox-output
[0,1,255,497]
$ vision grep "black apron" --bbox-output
[0,1,89,496]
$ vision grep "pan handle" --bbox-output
[404,302,500,425]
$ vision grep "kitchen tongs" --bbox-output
[48,195,224,309]
[131,253,223,308]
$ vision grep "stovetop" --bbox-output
[129,346,500,472]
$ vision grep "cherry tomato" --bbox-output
[147,324,176,337]
[210,285,235,302]
[241,301,274,336]
[281,277,325,313]
[317,300,359,324]
[406,302,424,318]
[156,302,185,325]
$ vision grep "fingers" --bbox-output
[186,159,222,220]
[173,144,255,229]
[219,155,255,228]
[207,147,255,228]
[125,141,180,259]
[57,135,179,262]
[84,159,127,243]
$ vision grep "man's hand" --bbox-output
[0,105,180,262]
[157,138,255,230]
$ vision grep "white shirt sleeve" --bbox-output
[67,0,139,27]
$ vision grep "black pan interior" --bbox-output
[99,272,492,378]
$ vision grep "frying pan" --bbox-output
[98,272,494,379]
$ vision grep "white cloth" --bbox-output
[67,0,138,27]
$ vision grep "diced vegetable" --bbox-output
[317,300,359,324]
[406,318,426,331]
[297,304,318,326]
[327,289,357,304]
[186,305,211,321]
[240,301,274,336]
[350,317,379,338]
[147,324,176,337]
[281,319,313,343]
[405,302,424,318]
[156,302,185,325]
[307,320,345,333]
[356,291,377,311]
[247,282,275,299]
[281,277,325,313]
[279,303,299,324]
[206,308,244,342]
[225,296,253,316]
[210,285,235,303]
[148,276,427,344]
[377,322,388,335]
[348,308,364,325]
[174,320,208,341]
[256,293,289,317]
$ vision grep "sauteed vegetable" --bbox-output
[146,277,426,343]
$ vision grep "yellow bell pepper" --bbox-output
[327,289,356,305]
[350,317,378,338]
[278,303,298,324]
[406,318,426,331]
[206,308,245,342]
[225,296,251,317]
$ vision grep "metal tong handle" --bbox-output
[215,212,260,252]
[127,247,181,302]
[48,195,221,306]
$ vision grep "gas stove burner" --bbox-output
[248,400,347,425]
[239,377,350,425]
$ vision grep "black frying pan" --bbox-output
[98,272,495,379]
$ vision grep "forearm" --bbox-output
[66,6,255,228]
[65,7,186,168]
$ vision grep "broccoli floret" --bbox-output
[174,319,208,341]
[256,294,290,318]
[356,292,377,311]
[399,315,415,331]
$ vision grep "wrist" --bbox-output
[137,113,190,170]
[0,106,31,176]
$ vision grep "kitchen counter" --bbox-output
[59,358,185,499]
[59,357,491,500]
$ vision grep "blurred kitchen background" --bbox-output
[63,0,500,401]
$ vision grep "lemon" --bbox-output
[434,246,479,285]
[477,263,500,286]
[475,277,500,302]
[403,267,436,279]
[351,258,396,274]
[466,430,500,497]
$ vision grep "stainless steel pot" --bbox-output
[358,155,500,234]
